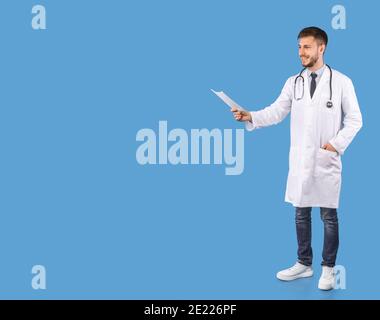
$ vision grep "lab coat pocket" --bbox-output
[314,148,342,177]
[288,147,300,177]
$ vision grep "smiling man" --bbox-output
[231,27,362,290]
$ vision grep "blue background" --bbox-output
[0,0,378,299]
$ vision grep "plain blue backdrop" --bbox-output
[0,0,378,299]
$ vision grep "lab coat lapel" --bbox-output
[303,72,311,103]
[310,67,329,102]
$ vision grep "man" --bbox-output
[232,27,362,290]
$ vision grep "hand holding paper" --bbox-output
[211,89,252,122]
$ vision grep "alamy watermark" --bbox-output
[31,265,47,290]
[136,121,245,175]
[31,4,46,30]
[332,5,346,30]
[333,265,346,290]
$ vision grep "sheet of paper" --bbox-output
[211,89,245,111]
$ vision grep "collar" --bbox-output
[307,64,326,79]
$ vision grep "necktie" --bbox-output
[310,72,317,98]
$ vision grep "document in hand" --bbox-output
[211,89,246,111]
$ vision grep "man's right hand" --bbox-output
[231,107,252,122]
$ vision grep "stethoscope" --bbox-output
[294,64,333,108]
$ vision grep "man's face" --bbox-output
[298,36,324,68]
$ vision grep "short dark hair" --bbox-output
[298,26,328,46]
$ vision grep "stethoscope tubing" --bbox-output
[294,64,333,108]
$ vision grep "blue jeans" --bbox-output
[295,207,339,268]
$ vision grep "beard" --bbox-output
[301,54,319,68]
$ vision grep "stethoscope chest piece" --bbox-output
[326,101,333,108]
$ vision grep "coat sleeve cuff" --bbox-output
[328,139,343,156]
[245,112,257,131]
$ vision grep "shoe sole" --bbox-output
[276,270,314,281]
[318,282,334,291]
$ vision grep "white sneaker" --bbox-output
[276,262,313,281]
[318,266,335,290]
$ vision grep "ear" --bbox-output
[319,44,326,55]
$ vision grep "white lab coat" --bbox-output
[246,67,362,208]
